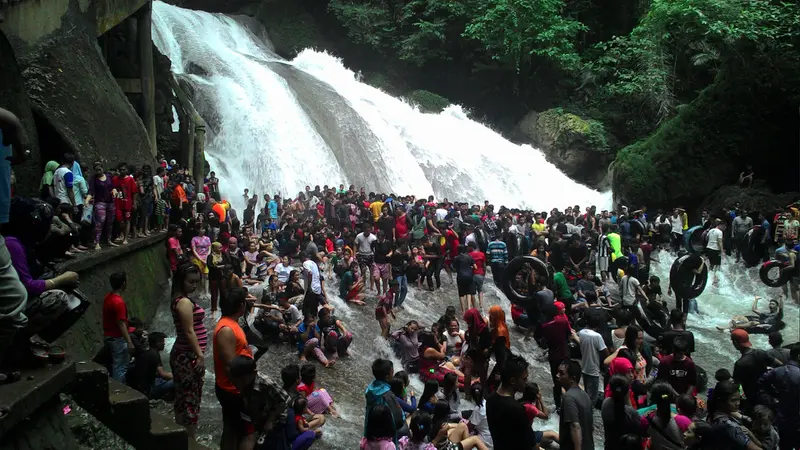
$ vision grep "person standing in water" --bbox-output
[705,219,725,286]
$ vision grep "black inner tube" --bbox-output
[502,256,551,303]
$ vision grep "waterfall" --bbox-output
[149,4,798,450]
[151,1,612,213]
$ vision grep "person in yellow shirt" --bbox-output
[531,213,547,242]
[369,196,384,223]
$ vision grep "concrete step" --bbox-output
[0,361,77,437]
[107,376,151,440]
[69,360,211,450]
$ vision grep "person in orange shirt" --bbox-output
[171,179,189,220]
[213,287,254,450]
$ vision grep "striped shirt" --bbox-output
[171,296,208,353]
[487,240,508,264]
[597,235,611,258]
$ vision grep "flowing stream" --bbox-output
[148,3,799,449]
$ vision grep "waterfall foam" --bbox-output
[152,1,612,213]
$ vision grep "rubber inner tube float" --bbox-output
[738,226,766,267]
[501,256,551,304]
[683,226,706,255]
[629,219,645,239]
[759,259,791,287]
[669,254,708,299]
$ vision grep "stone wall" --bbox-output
[56,234,170,357]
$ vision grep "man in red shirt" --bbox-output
[113,163,137,245]
[467,241,487,311]
[656,335,697,395]
[539,304,574,408]
[103,272,134,382]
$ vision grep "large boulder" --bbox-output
[516,108,612,188]
[19,26,154,173]
[702,184,798,217]
[406,90,452,113]
[612,49,800,209]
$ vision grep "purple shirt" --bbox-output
[5,236,47,296]
[90,174,114,203]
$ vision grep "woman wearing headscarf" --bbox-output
[90,162,117,249]
[40,161,58,199]
[206,242,225,313]
[463,307,491,399]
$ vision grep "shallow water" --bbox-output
[150,248,798,449]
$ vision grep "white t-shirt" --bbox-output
[435,208,448,222]
[284,304,302,324]
[153,175,164,198]
[578,328,607,377]
[620,275,640,306]
[302,260,322,294]
[706,227,723,251]
[465,233,476,246]
[274,263,292,283]
[53,166,73,204]
[355,232,377,255]
[469,403,493,449]
[670,215,683,234]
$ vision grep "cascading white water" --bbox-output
[152,1,612,213]
[148,3,798,449]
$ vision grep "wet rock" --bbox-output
[17,23,154,172]
[515,108,612,188]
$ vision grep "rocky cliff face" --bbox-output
[515,108,612,189]
[19,25,154,171]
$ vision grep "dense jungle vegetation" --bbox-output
[298,0,799,205]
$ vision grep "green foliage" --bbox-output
[327,0,585,71]
[538,107,610,153]
[406,89,452,113]
[462,0,586,72]
[584,0,800,132]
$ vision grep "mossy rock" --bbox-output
[363,73,396,94]
[256,0,332,58]
[516,108,612,187]
[612,48,800,209]
[406,89,452,113]
[536,108,609,154]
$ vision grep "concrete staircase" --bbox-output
[69,360,207,449]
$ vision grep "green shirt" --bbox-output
[553,272,572,300]
[340,271,354,297]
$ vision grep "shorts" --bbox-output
[597,256,609,271]
[474,274,485,293]
[214,384,254,436]
[356,253,374,268]
[116,207,131,222]
[707,249,721,266]
[534,431,545,443]
[346,286,360,301]
[156,215,164,225]
[457,277,476,296]
[372,262,391,280]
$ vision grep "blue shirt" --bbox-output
[268,200,278,219]
[762,220,771,241]
[487,240,508,264]
[0,130,10,224]
[296,322,320,352]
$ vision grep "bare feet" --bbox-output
[108,241,119,247]
[94,244,101,251]
[120,240,128,245]
[324,360,336,368]
[299,355,307,362]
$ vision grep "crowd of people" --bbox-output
[1,105,798,450]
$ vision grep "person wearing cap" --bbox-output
[730,328,782,414]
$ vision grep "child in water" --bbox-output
[520,382,559,447]
[297,364,340,417]
[376,280,397,338]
